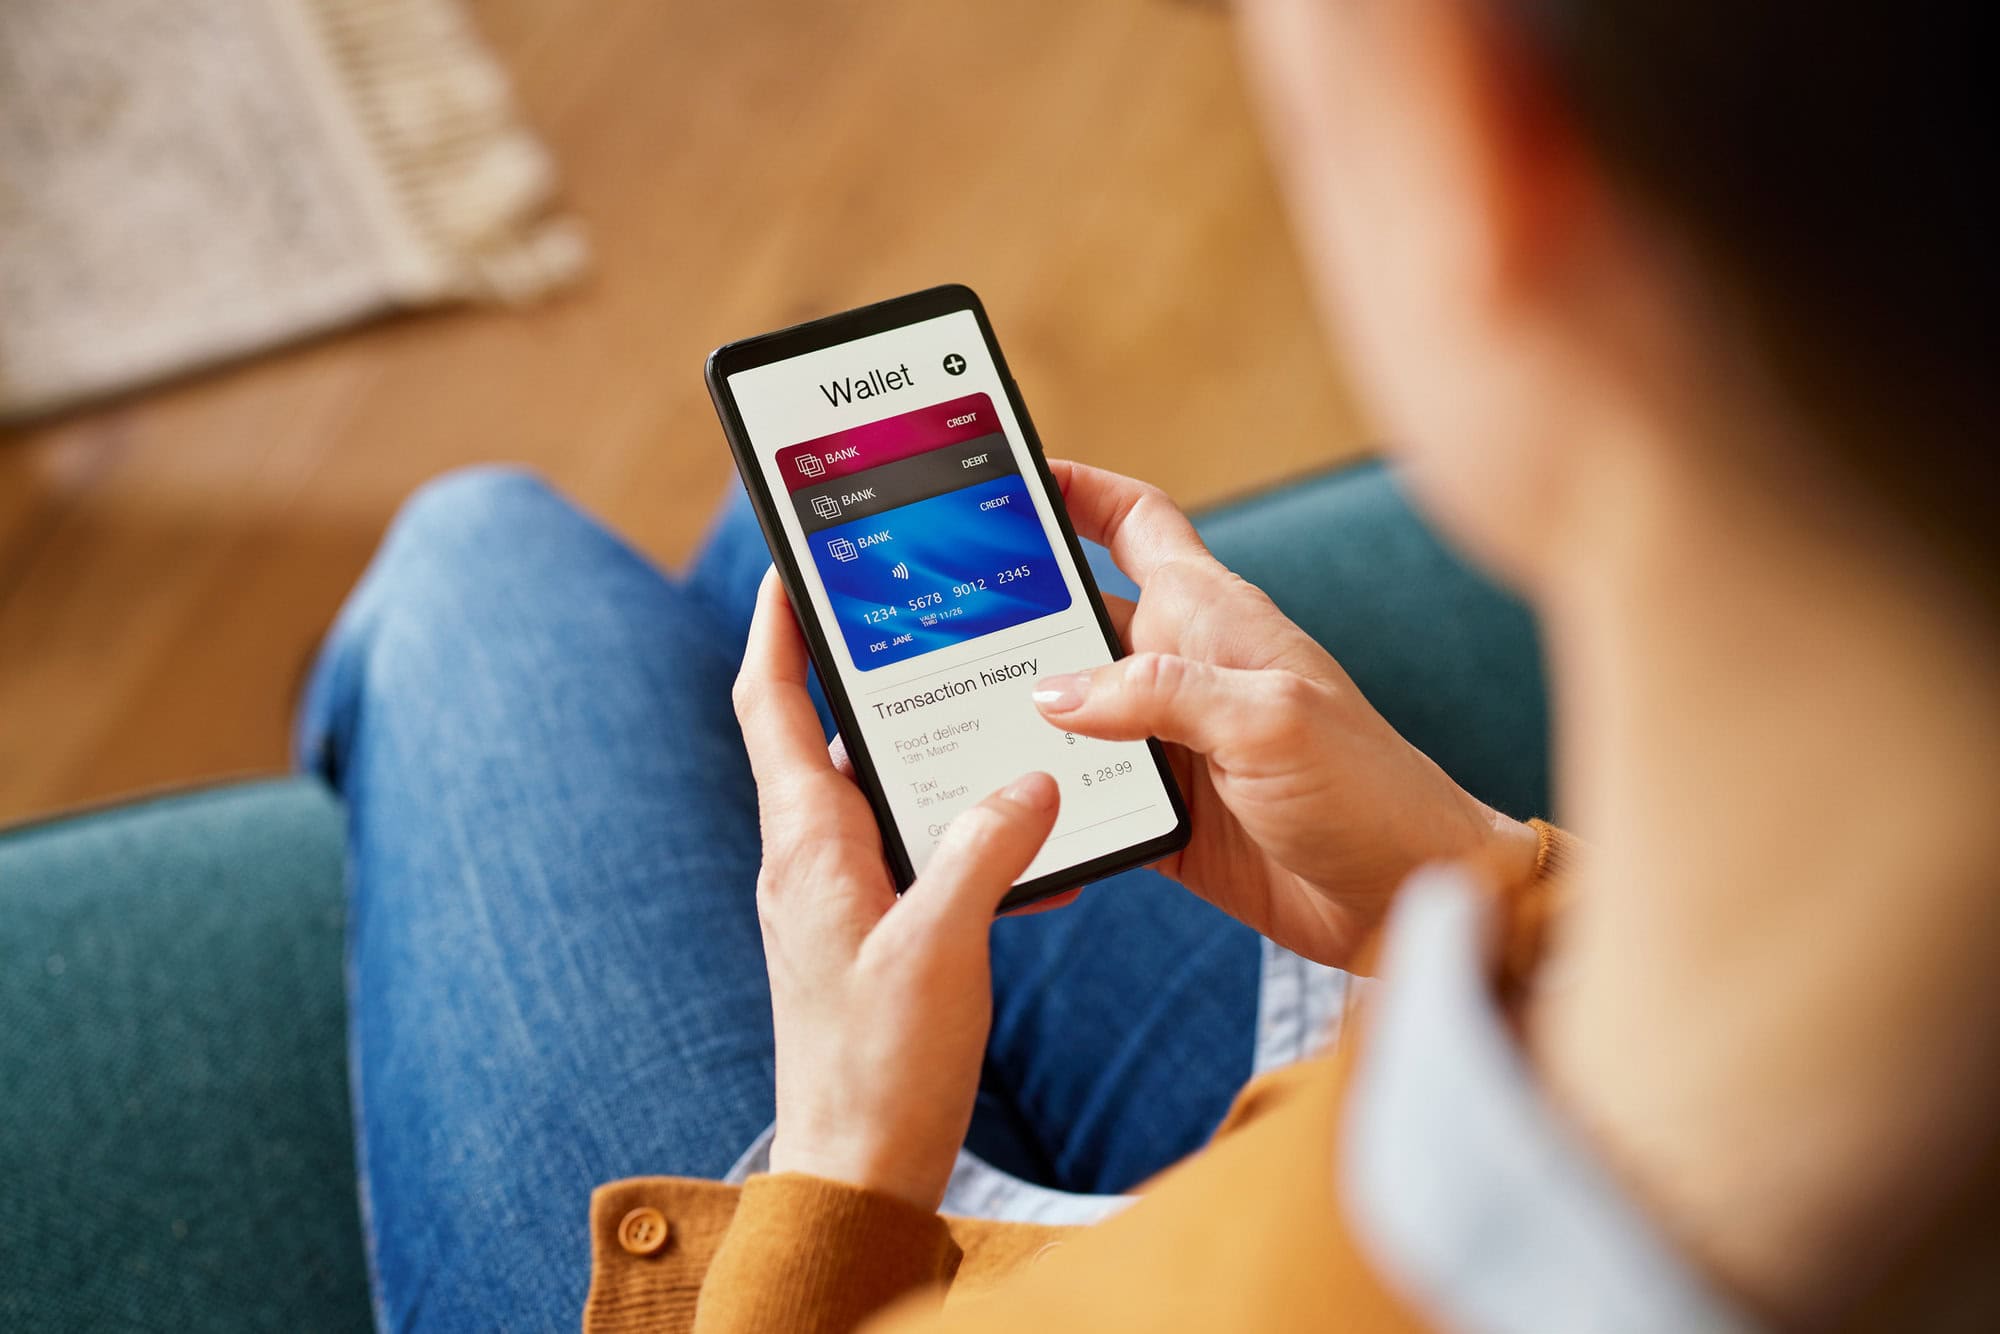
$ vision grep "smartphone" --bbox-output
[707,284,1190,910]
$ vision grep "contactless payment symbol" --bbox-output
[796,454,826,479]
[814,474,1070,669]
[811,494,842,521]
[942,353,966,376]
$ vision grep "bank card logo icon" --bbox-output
[811,494,841,520]
[796,454,826,479]
[826,537,858,563]
[890,562,910,580]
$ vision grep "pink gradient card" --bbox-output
[775,393,1000,492]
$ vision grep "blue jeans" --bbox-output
[298,470,1262,1332]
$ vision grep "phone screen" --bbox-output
[714,295,1185,895]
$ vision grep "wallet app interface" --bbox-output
[727,309,1178,883]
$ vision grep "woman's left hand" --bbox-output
[732,570,1063,1213]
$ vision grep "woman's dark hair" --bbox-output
[1498,2,1993,586]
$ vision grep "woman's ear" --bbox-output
[1420,0,1602,307]
[1239,0,1638,585]
[1331,0,1619,583]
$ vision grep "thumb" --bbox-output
[1032,653,1287,755]
[905,773,1062,935]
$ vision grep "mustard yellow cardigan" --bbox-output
[584,823,1579,1333]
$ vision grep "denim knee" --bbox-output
[368,466,609,621]
[381,465,561,571]
[296,468,571,769]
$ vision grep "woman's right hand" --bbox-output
[1034,461,1538,969]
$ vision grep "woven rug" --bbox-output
[0,0,586,421]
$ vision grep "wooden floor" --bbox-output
[0,0,1366,826]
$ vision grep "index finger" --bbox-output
[1048,459,1214,585]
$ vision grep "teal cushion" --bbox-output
[0,779,370,1331]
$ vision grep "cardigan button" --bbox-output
[618,1206,672,1257]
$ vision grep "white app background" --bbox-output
[727,310,1178,885]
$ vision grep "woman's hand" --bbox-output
[732,570,1061,1213]
[1034,461,1538,968]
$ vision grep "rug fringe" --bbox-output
[299,0,588,303]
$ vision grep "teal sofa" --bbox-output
[0,463,1546,1330]
[2,780,371,1330]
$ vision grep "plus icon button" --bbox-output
[942,353,967,376]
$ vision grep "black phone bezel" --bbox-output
[705,283,1191,911]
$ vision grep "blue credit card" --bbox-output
[809,473,1073,669]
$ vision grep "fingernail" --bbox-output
[1002,772,1059,812]
[1032,673,1090,712]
